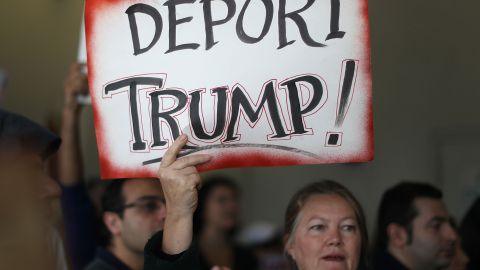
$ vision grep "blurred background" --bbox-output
[1,0,480,235]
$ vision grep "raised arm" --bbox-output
[58,63,98,270]
[157,134,211,255]
[146,136,232,270]
[58,63,89,186]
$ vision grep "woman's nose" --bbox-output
[326,228,342,246]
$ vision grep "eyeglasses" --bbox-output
[121,196,166,214]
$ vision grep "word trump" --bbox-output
[104,74,329,151]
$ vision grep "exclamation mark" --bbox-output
[326,59,358,147]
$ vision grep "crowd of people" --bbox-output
[1,64,479,270]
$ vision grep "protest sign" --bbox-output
[85,0,373,179]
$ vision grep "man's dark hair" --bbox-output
[99,179,128,246]
[374,181,442,252]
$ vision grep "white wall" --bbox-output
[2,0,480,233]
[0,0,84,120]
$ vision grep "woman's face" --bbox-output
[286,194,361,270]
[205,185,239,231]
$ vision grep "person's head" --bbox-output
[375,182,457,270]
[101,178,166,255]
[0,109,61,216]
[0,109,61,269]
[284,180,368,270]
[194,176,239,234]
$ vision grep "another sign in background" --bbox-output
[85,0,373,179]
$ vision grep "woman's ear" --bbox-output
[284,234,296,261]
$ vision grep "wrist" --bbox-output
[162,212,193,255]
[61,108,81,132]
[166,207,194,222]
[63,106,81,117]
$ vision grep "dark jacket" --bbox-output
[144,231,258,270]
[198,245,258,270]
[460,197,480,270]
[84,248,131,270]
[144,231,200,270]
[373,250,408,270]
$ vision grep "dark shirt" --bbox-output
[373,250,408,270]
[144,231,201,270]
[460,197,480,270]
[84,248,131,270]
[198,245,258,270]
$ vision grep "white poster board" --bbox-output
[85,0,373,179]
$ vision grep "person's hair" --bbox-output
[193,176,239,235]
[99,179,128,246]
[284,180,368,270]
[374,181,442,252]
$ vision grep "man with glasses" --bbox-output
[373,182,458,270]
[84,178,166,270]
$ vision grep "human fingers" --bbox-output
[65,64,88,93]
[160,135,188,168]
[159,166,200,186]
[172,154,211,170]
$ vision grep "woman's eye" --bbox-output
[310,224,326,231]
[341,225,356,232]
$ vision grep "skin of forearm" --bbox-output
[161,210,193,255]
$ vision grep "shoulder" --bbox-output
[233,245,258,269]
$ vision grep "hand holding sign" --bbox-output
[158,134,211,218]
[64,63,89,112]
[158,134,211,255]
[85,0,373,178]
